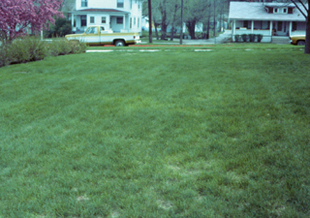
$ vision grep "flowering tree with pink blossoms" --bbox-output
[0,0,63,42]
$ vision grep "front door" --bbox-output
[273,21,288,36]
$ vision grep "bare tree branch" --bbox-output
[290,0,307,18]
[297,0,308,13]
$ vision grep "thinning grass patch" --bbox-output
[0,46,310,217]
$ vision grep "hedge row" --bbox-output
[0,37,87,68]
[235,34,264,43]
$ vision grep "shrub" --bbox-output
[241,34,249,42]
[0,37,87,68]
[9,37,47,64]
[257,34,263,42]
[0,42,11,67]
[48,38,73,56]
[249,34,255,42]
[47,38,87,56]
[234,34,241,42]
[69,40,87,54]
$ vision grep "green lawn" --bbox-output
[1,45,310,217]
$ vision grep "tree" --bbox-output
[289,0,310,54]
[183,0,211,39]
[45,17,72,37]
[0,0,63,42]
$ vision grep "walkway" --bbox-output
[143,31,232,45]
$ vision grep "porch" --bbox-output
[231,20,306,43]
[70,10,131,33]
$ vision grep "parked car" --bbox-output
[290,35,306,45]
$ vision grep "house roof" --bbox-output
[229,2,307,22]
[74,8,129,14]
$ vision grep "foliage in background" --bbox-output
[0,37,86,68]
[0,0,63,42]
[144,0,230,40]
[45,18,73,38]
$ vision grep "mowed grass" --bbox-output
[0,46,310,217]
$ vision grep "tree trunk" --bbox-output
[170,26,175,41]
[207,13,210,39]
[213,0,216,37]
[186,21,196,39]
[161,22,168,40]
[219,8,223,32]
[148,0,152,43]
[180,0,183,44]
[170,4,178,41]
[160,0,167,40]
[305,17,310,54]
[305,0,310,54]
[154,22,159,40]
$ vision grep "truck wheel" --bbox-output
[297,40,305,46]
[115,40,125,46]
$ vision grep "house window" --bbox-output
[243,20,250,29]
[130,0,132,9]
[90,16,95,24]
[262,21,269,29]
[117,17,123,24]
[134,17,136,26]
[81,15,87,26]
[81,0,87,7]
[273,7,288,14]
[130,17,132,28]
[101,17,106,24]
[138,2,141,9]
[137,18,140,28]
[117,0,124,8]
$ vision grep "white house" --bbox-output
[229,2,307,42]
[71,0,143,34]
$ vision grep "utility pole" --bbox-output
[180,0,183,44]
[148,0,152,43]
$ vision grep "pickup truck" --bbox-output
[65,25,141,46]
[289,35,306,45]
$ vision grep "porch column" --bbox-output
[270,21,273,37]
[123,15,125,30]
[108,16,111,29]
[289,21,292,36]
[232,20,236,41]
[71,13,74,28]
[251,20,254,33]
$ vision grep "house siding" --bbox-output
[73,0,142,34]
